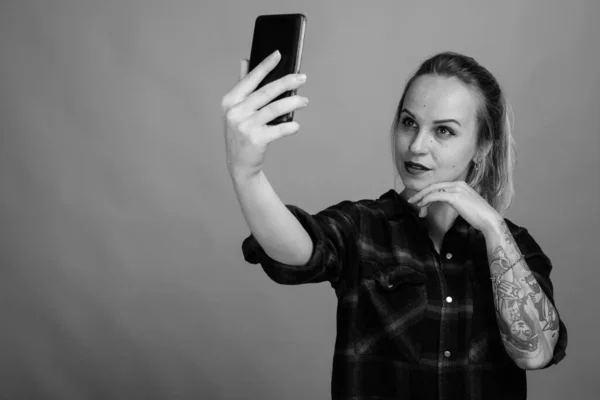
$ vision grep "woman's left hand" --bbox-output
[407,181,503,234]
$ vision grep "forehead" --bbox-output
[403,74,480,124]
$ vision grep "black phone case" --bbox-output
[248,14,306,125]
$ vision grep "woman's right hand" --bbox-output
[221,50,309,180]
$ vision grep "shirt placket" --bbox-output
[434,232,462,400]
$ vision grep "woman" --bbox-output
[222,51,568,399]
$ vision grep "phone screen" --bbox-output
[248,14,305,124]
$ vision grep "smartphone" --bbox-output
[248,13,306,125]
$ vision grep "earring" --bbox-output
[474,160,480,171]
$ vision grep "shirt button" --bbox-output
[446,296,453,303]
[444,350,451,358]
[445,253,452,260]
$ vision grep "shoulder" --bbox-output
[281,190,402,233]
[316,189,405,221]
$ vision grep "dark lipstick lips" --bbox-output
[405,161,431,171]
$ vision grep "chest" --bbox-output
[346,244,503,368]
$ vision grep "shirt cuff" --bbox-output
[241,204,343,286]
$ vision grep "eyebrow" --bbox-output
[401,108,462,127]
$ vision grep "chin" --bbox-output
[401,181,425,191]
[399,171,433,189]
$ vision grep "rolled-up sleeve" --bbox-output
[241,200,361,288]
[513,226,568,368]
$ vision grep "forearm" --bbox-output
[483,220,560,369]
[231,170,313,266]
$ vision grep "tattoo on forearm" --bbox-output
[490,247,514,287]
[523,274,560,332]
[491,248,539,352]
[487,221,560,361]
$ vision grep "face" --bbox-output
[394,74,481,195]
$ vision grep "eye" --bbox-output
[401,117,417,128]
[436,126,455,137]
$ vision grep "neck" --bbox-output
[400,188,459,237]
[425,201,459,237]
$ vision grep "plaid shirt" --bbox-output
[242,189,568,400]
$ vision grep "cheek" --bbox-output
[395,135,410,156]
[438,156,466,172]
[442,153,470,172]
[397,133,410,146]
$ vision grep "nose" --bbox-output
[408,130,429,155]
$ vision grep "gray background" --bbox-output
[1,0,598,399]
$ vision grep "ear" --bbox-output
[475,140,493,164]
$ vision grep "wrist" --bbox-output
[229,167,262,185]
[482,213,505,237]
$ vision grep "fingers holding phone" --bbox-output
[225,50,281,108]
[227,58,309,132]
[243,69,308,119]
[222,51,308,179]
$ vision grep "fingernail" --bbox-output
[271,50,280,59]
[407,196,414,203]
[296,73,307,82]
